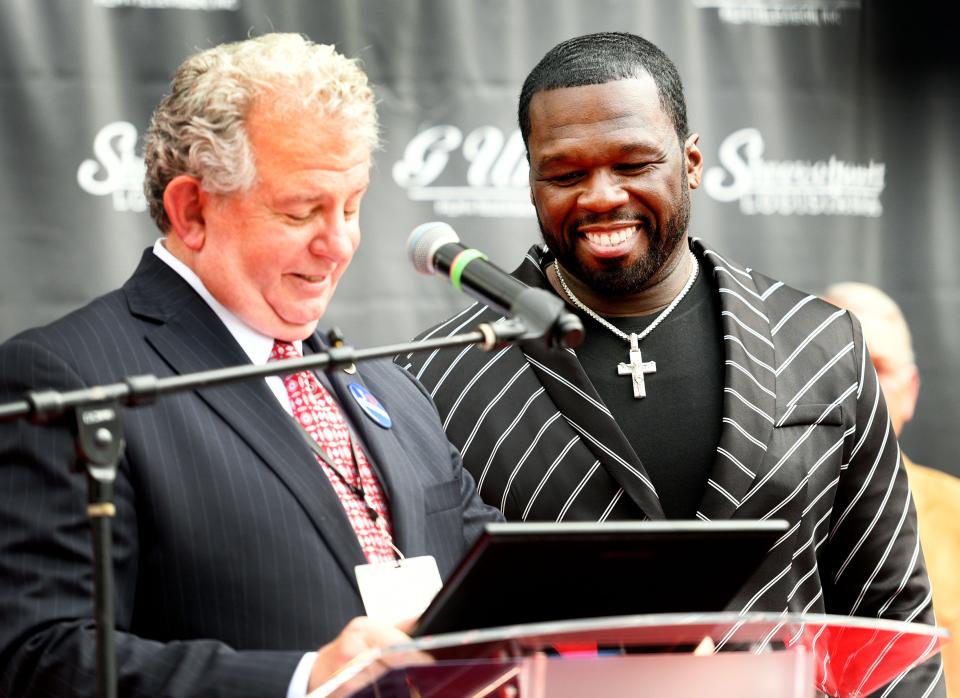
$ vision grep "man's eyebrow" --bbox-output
[273,184,368,207]
[535,141,662,170]
[274,193,321,206]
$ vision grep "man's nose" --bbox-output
[578,170,629,212]
[310,213,355,260]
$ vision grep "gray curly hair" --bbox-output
[143,33,379,232]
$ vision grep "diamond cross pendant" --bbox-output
[617,333,657,399]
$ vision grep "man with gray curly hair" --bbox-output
[0,33,500,697]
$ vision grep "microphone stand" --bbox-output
[0,306,581,698]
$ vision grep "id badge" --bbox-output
[355,555,443,625]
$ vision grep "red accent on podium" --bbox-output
[314,612,948,698]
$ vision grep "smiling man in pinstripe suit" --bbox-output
[0,33,500,697]
[402,32,944,695]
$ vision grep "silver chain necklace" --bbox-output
[553,251,699,399]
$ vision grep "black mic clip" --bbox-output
[495,287,583,350]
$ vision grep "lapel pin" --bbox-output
[348,383,393,429]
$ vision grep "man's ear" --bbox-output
[163,175,208,251]
[903,365,921,425]
[684,133,703,190]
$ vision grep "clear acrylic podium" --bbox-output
[311,612,948,698]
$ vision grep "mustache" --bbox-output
[572,210,652,229]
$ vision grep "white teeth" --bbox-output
[585,227,635,246]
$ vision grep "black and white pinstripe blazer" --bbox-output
[401,239,944,696]
[0,250,500,698]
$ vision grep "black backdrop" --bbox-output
[1,0,957,475]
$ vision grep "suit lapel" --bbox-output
[124,252,368,591]
[514,249,665,520]
[693,239,778,520]
[314,349,427,558]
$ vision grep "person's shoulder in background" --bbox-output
[902,454,960,697]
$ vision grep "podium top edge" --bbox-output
[407,610,950,651]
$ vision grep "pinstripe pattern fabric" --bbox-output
[401,239,944,696]
[0,250,501,698]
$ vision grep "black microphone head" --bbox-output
[407,221,459,274]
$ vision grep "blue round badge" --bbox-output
[348,383,393,429]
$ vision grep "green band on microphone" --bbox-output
[449,248,488,291]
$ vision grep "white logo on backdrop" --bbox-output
[703,128,885,217]
[77,121,147,213]
[392,125,534,218]
[693,0,855,26]
[93,0,238,9]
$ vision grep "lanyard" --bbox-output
[292,417,403,560]
[296,422,371,514]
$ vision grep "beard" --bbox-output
[539,173,692,297]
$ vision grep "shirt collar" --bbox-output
[151,238,302,365]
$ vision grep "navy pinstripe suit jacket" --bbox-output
[401,239,944,696]
[0,250,501,697]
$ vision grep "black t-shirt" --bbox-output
[573,261,725,519]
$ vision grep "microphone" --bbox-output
[407,222,583,348]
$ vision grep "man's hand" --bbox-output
[308,616,418,694]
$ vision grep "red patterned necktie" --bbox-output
[270,340,395,563]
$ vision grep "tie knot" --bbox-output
[270,340,301,362]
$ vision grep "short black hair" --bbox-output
[519,32,689,150]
